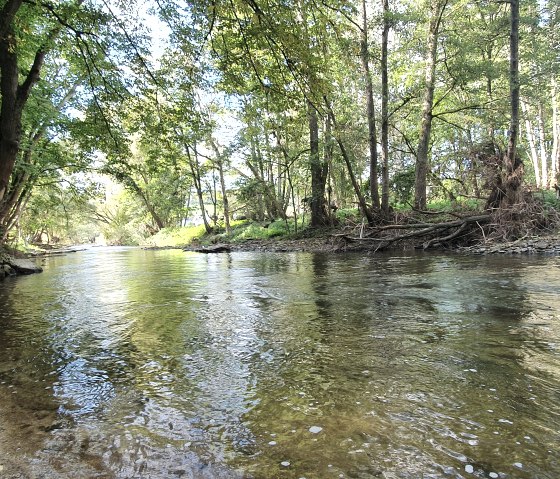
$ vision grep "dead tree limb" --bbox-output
[337,214,490,249]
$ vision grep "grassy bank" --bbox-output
[143,217,312,249]
[142,192,560,252]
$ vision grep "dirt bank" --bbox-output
[184,230,560,255]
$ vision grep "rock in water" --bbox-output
[7,258,43,274]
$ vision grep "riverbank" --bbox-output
[3,218,560,280]
[458,233,560,255]
[176,200,560,255]
[183,228,560,255]
[0,249,43,279]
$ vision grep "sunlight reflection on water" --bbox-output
[0,248,559,478]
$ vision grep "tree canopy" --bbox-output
[1,0,559,246]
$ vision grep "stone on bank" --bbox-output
[0,253,43,279]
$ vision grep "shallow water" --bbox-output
[0,248,559,478]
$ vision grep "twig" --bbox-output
[476,221,487,243]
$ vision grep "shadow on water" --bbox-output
[0,248,559,478]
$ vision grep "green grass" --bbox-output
[335,208,361,222]
[535,189,560,208]
[425,198,484,211]
[229,218,308,242]
[144,224,208,247]
[143,218,311,247]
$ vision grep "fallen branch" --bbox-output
[338,214,491,249]
[423,221,469,249]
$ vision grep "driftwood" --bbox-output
[336,214,491,250]
[28,248,82,256]
[193,244,232,253]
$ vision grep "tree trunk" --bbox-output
[0,5,46,203]
[327,105,375,225]
[308,101,328,226]
[137,184,165,231]
[501,0,523,207]
[361,0,380,211]
[245,158,287,221]
[0,32,23,205]
[552,77,559,185]
[187,145,213,234]
[380,0,390,214]
[324,112,335,225]
[537,103,548,188]
[414,0,447,210]
[521,100,541,187]
[210,141,231,234]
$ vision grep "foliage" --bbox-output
[144,225,208,247]
[2,0,559,244]
[230,220,295,241]
[391,168,416,205]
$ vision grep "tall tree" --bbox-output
[380,0,391,214]
[361,0,381,213]
[0,0,149,242]
[502,0,523,206]
[414,0,448,210]
[0,0,51,205]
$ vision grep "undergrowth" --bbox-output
[143,192,560,249]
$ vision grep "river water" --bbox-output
[0,248,559,479]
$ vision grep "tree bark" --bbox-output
[327,106,375,225]
[552,77,559,185]
[0,0,55,242]
[502,0,523,206]
[187,144,213,234]
[324,112,335,224]
[210,141,231,234]
[0,25,23,204]
[521,100,541,187]
[380,0,390,214]
[414,0,447,210]
[537,103,548,188]
[308,100,328,226]
[361,0,380,211]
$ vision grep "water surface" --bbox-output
[0,248,559,478]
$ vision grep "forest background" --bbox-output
[1,0,559,249]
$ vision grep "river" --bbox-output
[0,248,559,478]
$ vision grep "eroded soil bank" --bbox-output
[184,231,560,255]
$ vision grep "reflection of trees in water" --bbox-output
[0,275,64,419]
[230,254,431,475]
[0,274,85,475]
[2,251,560,478]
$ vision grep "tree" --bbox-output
[0,0,150,243]
[502,0,523,206]
[414,0,448,210]
[361,0,381,212]
[380,0,391,214]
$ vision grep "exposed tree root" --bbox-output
[335,192,560,252]
[335,214,491,250]
[485,195,560,242]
